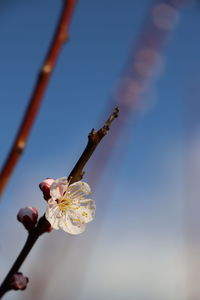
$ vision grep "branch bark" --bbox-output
[0,0,77,197]
[68,107,119,183]
[0,215,49,298]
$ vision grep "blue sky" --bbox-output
[1,0,200,299]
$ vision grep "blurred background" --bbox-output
[1,0,200,299]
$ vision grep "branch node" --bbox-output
[42,64,52,74]
[102,106,119,135]
[89,128,95,136]
[59,32,69,42]
[17,141,25,154]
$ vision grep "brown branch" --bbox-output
[0,215,49,298]
[68,107,119,183]
[0,0,77,197]
[0,107,119,298]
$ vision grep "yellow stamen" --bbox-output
[73,218,81,222]
[58,198,71,211]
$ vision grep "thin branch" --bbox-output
[0,215,49,298]
[0,0,77,197]
[0,107,119,298]
[68,107,119,183]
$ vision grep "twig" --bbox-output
[0,0,77,197]
[0,107,119,298]
[68,107,119,183]
[0,216,48,298]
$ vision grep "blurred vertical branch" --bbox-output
[0,0,77,197]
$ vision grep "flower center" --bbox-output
[58,197,71,211]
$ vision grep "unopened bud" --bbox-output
[9,272,29,291]
[39,178,55,200]
[17,207,38,231]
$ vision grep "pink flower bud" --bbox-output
[17,207,38,231]
[9,272,29,290]
[39,178,55,200]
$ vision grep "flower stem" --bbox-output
[0,216,48,298]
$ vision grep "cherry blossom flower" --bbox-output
[45,177,95,234]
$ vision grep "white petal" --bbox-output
[45,202,61,230]
[79,205,95,223]
[56,177,69,193]
[79,198,96,209]
[50,182,62,200]
[68,198,95,222]
[49,216,60,230]
[68,181,91,200]
[59,213,86,234]
[50,177,68,200]
[69,199,95,224]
